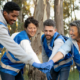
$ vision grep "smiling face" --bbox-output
[25,23,37,38]
[3,10,19,25]
[69,26,79,40]
[44,26,56,40]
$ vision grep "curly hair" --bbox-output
[24,17,38,28]
[3,1,20,13]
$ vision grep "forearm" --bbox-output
[49,39,64,60]
[52,51,64,63]
[52,38,72,63]
[20,40,41,65]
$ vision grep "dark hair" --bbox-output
[43,19,56,28]
[3,1,21,13]
[69,20,80,36]
[24,17,38,28]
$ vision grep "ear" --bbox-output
[55,29,57,31]
[3,11,8,16]
[24,28,27,30]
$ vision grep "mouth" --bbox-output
[46,35,51,37]
[30,33,35,36]
[70,35,74,37]
[70,35,75,39]
[45,35,51,39]
[10,20,16,24]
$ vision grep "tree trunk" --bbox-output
[28,0,50,80]
[54,0,64,34]
[32,0,50,59]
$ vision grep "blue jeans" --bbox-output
[0,71,24,80]
[49,66,71,80]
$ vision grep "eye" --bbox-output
[44,30,47,32]
[49,30,53,32]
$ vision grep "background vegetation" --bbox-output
[0,0,80,80]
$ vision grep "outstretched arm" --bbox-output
[52,51,64,63]
[32,38,73,73]
[49,38,64,60]
[52,38,72,62]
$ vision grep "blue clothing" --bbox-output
[0,22,7,53]
[41,32,65,57]
[58,37,80,71]
[0,30,30,76]
[41,32,73,72]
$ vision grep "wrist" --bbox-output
[49,60,54,64]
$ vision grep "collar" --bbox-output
[0,10,7,26]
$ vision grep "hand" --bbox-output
[46,72,52,80]
[32,60,54,74]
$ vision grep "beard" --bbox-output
[45,35,53,40]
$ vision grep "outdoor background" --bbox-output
[0,0,80,80]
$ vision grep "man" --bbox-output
[41,19,73,80]
[32,20,80,80]
[0,1,40,71]
[0,17,41,80]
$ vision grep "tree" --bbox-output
[28,0,50,80]
[63,0,79,35]
[54,0,64,34]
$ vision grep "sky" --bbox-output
[72,0,80,20]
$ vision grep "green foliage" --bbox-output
[9,21,24,35]
[0,48,6,60]
[23,69,29,80]
[63,0,80,35]
[22,1,31,16]
[63,0,75,19]
[68,69,79,80]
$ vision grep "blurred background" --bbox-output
[0,0,80,80]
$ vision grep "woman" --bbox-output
[0,17,40,80]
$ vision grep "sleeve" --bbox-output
[11,32,19,39]
[41,38,49,62]
[0,26,40,64]
[58,38,72,57]
[49,39,64,60]
[20,40,41,65]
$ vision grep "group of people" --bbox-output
[0,1,80,80]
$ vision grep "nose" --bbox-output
[69,30,73,35]
[13,17,17,21]
[32,29,35,31]
[46,31,50,35]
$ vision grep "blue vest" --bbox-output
[0,30,30,76]
[72,44,80,71]
[41,32,73,72]
[0,22,7,53]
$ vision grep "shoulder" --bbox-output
[11,32,19,39]
[54,38,64,43]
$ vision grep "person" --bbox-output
[32,20,80,79]
[0,1,41,67]
[41,19,73,80]
[0,17,41,80]
[0,1,41,80]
